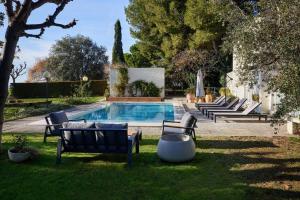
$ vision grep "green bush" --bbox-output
[11,80,107,98]
[219,87,232,97]
[128,80,160,97]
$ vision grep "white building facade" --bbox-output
[227,53,281,114]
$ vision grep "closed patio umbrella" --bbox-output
[196,69,205,98]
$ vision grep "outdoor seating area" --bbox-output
[0,0,299,199]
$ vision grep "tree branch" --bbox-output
[12,0,22,13]
[22,0,76,38]
[21,28,45,38]
[32,0,62,10]
[4,0,14,20]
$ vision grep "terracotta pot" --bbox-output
[8,148,31,163]
[205,94,213,103]
[186,93,195,103]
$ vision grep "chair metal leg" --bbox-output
[127,142,133,167]
[56,139,62,164]
[136,135,140,154]
[43,128,48,143]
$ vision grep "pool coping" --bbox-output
[68,101,185,127]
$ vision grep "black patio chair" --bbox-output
[44,111,86,143]
[162,112,198,140]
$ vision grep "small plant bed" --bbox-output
[0,134,300,199]
[4,97,103,121]
[5,101,52,107]
[107,97,163,102]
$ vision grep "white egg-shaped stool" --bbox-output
[157,134,195,162]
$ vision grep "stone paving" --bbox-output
[3,100,289,137]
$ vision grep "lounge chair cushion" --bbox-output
[49,111,69,130]
[62,122,95,147]
[94,123,128,152]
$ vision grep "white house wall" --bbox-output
[227,52,281,114]
[110,68,165,97]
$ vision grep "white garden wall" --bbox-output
[109,67,165,97]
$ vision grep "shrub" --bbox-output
[219,87,232,96]
[128,80,160,97]
[11,80,107,98]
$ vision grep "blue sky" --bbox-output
[0,0,135,82]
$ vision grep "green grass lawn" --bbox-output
[0,134,299,200]
[4,97,103,121]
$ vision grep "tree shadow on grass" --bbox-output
[1,137,300,200]
[197,139,279,149]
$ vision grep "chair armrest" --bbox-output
[46,124,62,128]
[162,124,195,130]
[163,120,180,125]
[69,119,87,122]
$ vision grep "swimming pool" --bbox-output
[73,103,175,123]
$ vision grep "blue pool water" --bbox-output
[74,103,175,123]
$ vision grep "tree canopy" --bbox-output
[124,44,152,68]
[112,20,125,65]
[219,0,300,120]
[47,35,109,81]
[126,0,228,88]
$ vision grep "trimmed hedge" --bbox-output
[11,80,107,98]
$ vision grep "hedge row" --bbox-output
[11,80,107,98]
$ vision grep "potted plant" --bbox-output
[185,87,195,103]
[252,94,260,102]
[8,135,34,163]
[205,88,213,103]
[104,88,110,101]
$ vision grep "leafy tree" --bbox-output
[46,35,109,81]
[126,0,228,89]
[124,44,152,67]
[219,0,300,121]
[0,0,76,151]
[27,58,48,82]
[112,20,125,65]
[126,0,226,66]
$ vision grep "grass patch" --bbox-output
[0,134,300,200]
[4,97,103,121]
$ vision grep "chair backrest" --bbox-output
[242,102,262,114]
[48,111,69,130]
[233,98,247,111]
[213,96,223,103]
[61,122,129,153]
[180,112,198,129]
[226,98,239,109]
[215,96,225,104]
[218,97,230,106]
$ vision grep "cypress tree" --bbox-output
[112,20,125,65]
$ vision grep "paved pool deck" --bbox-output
[3,99,289,137]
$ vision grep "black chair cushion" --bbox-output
[49,111,69,130]
[95,123,128,152]
[62,122,95,147]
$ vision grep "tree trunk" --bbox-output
[0,25,20,152]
